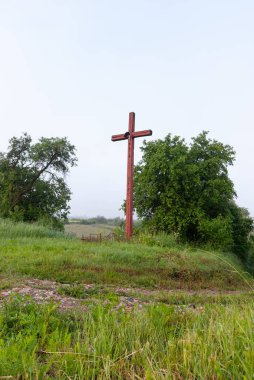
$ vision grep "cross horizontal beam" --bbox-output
[111,133,129,142]
[111,129,152,142]
[132,130,152,138]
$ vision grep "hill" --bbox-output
[0,219,252,290]
[0,219,253,379]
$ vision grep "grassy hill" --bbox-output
[0,219,253,379]
[0,219,252,290]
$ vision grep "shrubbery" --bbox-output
[133,132,253,259]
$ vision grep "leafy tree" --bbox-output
[134,131,253,254]
[228,202,253,260]
[0,133,77,228]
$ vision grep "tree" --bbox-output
[0,133,77,228]
[134,131,253,254]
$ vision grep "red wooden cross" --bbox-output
[112,112,152,240]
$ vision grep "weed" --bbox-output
[0,295,254,379]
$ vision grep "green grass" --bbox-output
[0,218,72,239]
[0,295,254,379]
[0,218,252,290]
[0,219,252,294]
[0,234,252,290]
[0,219,254,379]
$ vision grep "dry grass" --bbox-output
[65,223,115,238]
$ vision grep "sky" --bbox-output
[0,0,253,218]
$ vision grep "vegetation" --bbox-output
[65,222,116,238]
[0,220,254,379]
[0,219,252,290]
[69,216,125,226]
[0,218,72,240]
[0,295,254,379]
[0,133,77,229]
[134,132,253,258]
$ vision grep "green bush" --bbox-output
[134,230,180,248]
[246,237,254,274]
[198,216,233,251]
[229,203,253,260]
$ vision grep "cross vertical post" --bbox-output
[111,112,152,240]
[126,112,135,240]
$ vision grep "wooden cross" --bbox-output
[112,112,152,240]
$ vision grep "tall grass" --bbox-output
[0,295,253,379]
[0,218,73,239]
[133,231,182,248]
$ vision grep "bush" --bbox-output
[198,216,234,251]
[229,203,253,260]
[245,236,254,274]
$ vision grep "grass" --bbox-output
[0,234,252,290]
[0,219,254,379]
[0,218,71,239]
[0,218,252,290]
[0,295,254,379]
[65,223,115,238]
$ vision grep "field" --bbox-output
[65,223,115,238]
[0,219,254,379]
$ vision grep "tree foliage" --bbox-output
[134,132,253,256]
[0,133,77,228]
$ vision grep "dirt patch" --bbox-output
[0,278,252,312]
[0,279,147,312]
[0,280,86,311]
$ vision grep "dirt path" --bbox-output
[1,279,85,311]
[0,279,146,311]
[1,278,252,313]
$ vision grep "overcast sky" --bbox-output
[0,0,253,218]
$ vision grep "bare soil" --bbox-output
[0,278,251,313]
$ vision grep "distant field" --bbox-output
[65,223,116,237]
